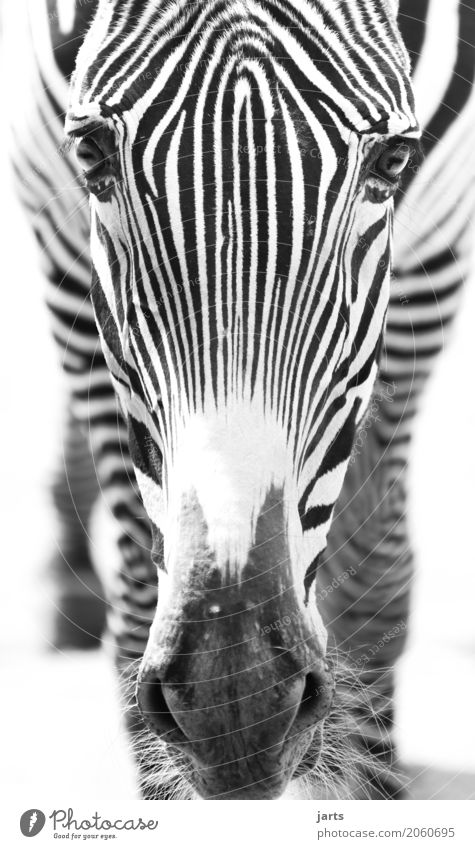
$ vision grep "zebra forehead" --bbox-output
[72,0,416,134]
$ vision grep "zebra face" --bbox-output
[67,0,418,800]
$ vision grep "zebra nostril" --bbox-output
[136,673,188,743]
[293,668,335,733]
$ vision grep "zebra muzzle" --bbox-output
[136,655,334,799]
[135,486,335,798]
[135,582,335,799]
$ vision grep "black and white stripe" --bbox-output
[5,0,475,798]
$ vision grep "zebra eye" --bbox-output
[365,141,412,203]
[71,127,118,195]
[375,143,411,181]
[74,137,108,178]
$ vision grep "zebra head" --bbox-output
[67,0,418,799]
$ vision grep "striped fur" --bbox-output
[66,0,417,599]
[5,0,475,798]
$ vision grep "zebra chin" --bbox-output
[135,486,335,800]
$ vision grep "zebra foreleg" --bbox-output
[46,395,106,649]
[316,420,413,799]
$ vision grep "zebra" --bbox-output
[4,0,475,800]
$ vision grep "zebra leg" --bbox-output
[46,397,106,649]
[37,254,112,650]
[318,414,413,799]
